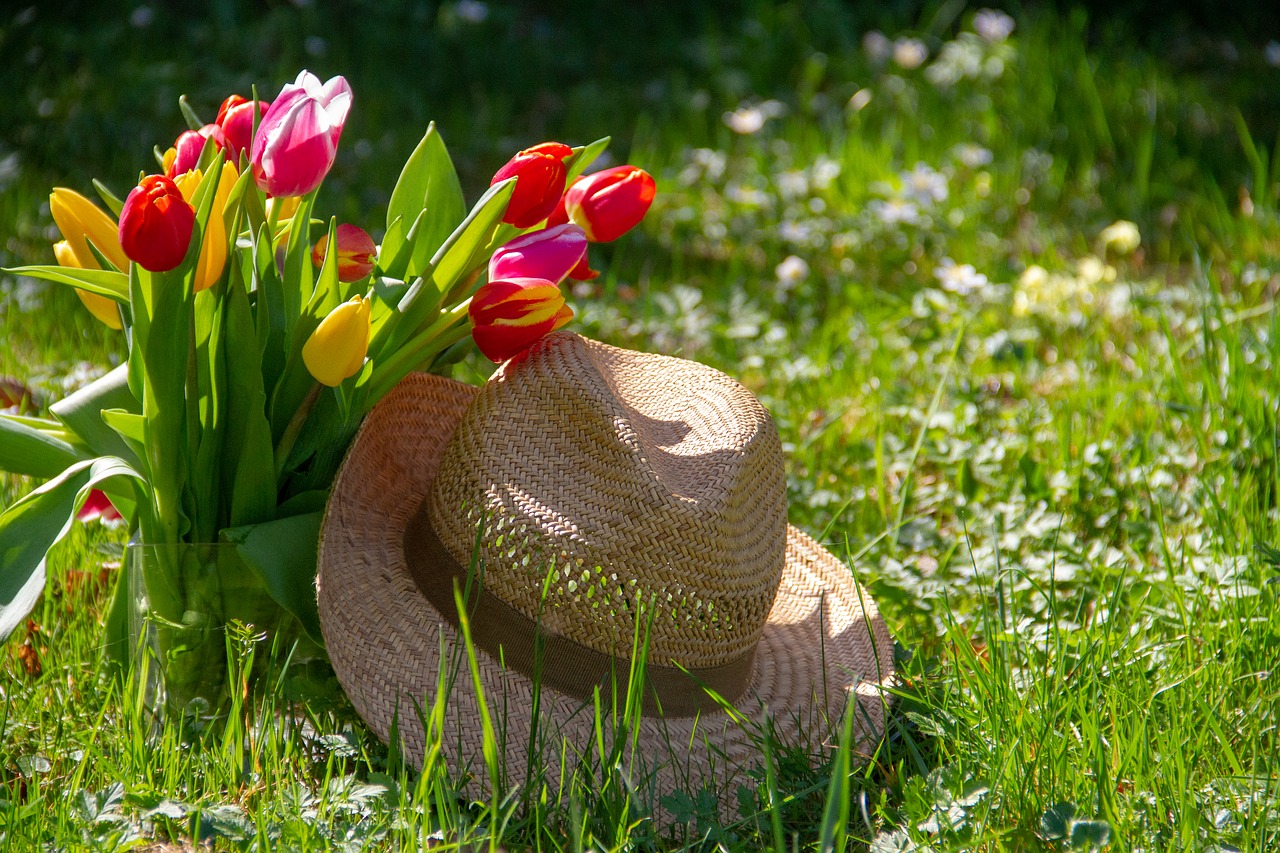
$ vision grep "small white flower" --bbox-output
[1098,220,1141,256]
[900,163,949,206]
[973,9,1015,42]
[722,100,785,135]
[868,198,922,226]
[933,258,990,295]
[723,106,765,135]
[892,38,929,70]
[951,143,993,168]
[775,255,810,289]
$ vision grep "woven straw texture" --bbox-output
[317,332,895,816]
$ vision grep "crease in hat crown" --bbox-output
[424,331,789,670]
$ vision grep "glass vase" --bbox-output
[125,539,290,719]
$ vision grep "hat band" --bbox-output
[403,503,757,717]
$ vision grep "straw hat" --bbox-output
[316,331,894,817]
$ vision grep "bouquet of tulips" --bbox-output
[0,70,654,701]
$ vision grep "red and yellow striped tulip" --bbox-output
[469,277,572,363]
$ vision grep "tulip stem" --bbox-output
[274,381,321,482]
[364,301,471,404]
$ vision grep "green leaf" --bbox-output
[1069,820,1112,849]
[221,277,276,528]
[92,179,124,218]
[565,136,611,185]
[1041,801,1075,840]
[0,457,147,642]
[221,512,324,643]
[3,265,129,300]
[100,410,146,465]
[0,415,89,479]
[372,178,514,364]
[178,94,204,131]
[50,364,141,467]
[386,123,466,280]
[430,178,515,305]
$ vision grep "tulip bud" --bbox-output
[54,240,123,330]
[49,187,129,271]
[165,124,225,179]
[561,165,656,243]
[173,161,238,291]
[469,277,572,363]
[118,175,196,272]
[302,295,372,386]
[490,142,573,229]
[487,223,587,286]
[216,94,271,164]
[312,223,377,282]
[251,71,352,198]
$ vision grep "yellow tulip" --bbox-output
[52,240,123,330]
[302,295,371,387]
[49,188,129,271]
[173,160,238,292]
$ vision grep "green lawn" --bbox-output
[2,2,1279,850]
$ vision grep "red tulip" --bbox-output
[559,165,656,243]
[164,124,225,178]
[470,277,572,363]
[312,223,377,282]
[487,224,587,285]
[216,94,271,164]
[118,175,196,272]
[251,71,352,198]
[490,142,573,229]
[76,489,122,524]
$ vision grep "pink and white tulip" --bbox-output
[250,71,352,198]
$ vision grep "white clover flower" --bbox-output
[868,198,922,226]
[1099,220,1141,256]
[951,143,993,168]
[900,163,949,206]
[892,38,929,70]
[925,38,984,86]
[933,258,990,295]
[723,100,785,134]
[973,9,1015,42]
[863,30,892,64]
[724,106,766,135]
[775,255,810,289]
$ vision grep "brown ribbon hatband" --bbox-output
[402,503,756,718]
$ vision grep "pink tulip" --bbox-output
[250,71,352,198]
[488,224,588,286]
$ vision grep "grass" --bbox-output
[3,1,1280,849]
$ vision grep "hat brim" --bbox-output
[317,372,895,815]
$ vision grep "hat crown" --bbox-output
[428,332,787,668]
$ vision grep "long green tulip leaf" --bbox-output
[51,364,142,469]
[3,266,129,300]
[221,511,324,643]
[222,264,277,528]
[0,457,147,643]
[386,123,466,280]
[0,415,90,479]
